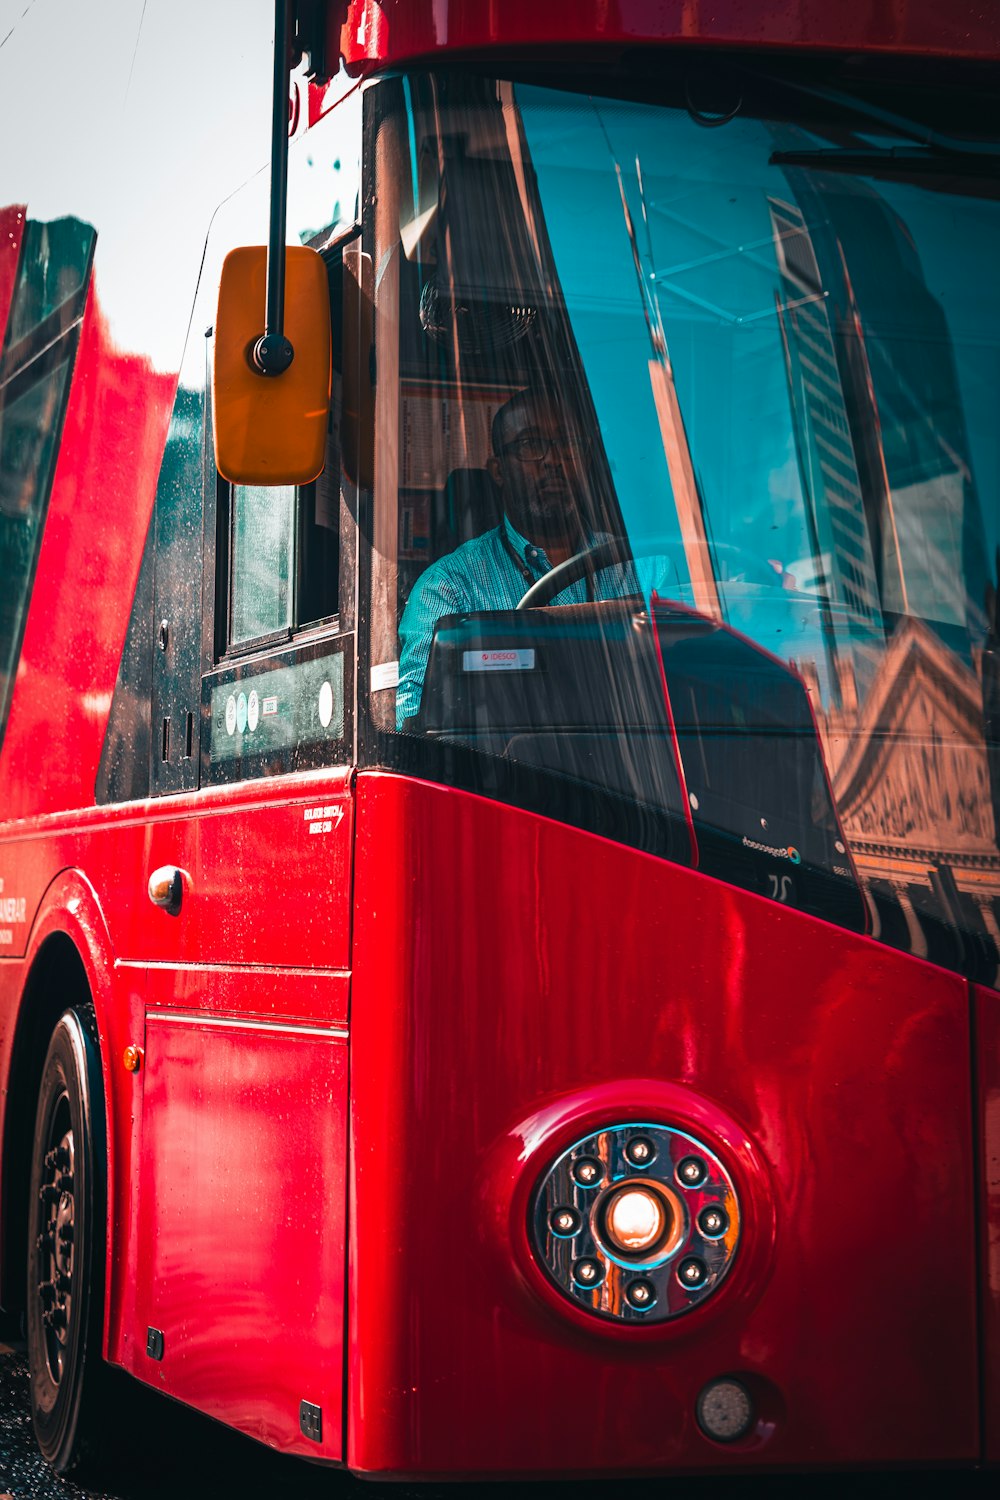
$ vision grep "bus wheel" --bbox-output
[26,1010,108,1477]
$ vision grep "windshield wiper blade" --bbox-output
[771,144,1000,174]
[770,144,1000,193]
[742,66,1000,158]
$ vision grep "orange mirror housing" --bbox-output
[213,245,331,486]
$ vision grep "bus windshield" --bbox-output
[370,68,1000,963]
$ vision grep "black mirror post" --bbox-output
[253,0,295,376]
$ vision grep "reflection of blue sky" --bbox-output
[518,84,998,679]
[519,90,812,572]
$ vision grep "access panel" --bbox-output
[131,1000,348,1460]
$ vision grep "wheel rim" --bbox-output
[35,1092,75,1387]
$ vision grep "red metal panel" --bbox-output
[336,0,1000,71]
[0,204,25,345]
[130,992,347,1459]
[0,770,354,1371]
[124,768,355,973]
[0,289,175,820]
[976,982,1000,1463]
[348,772,977,1476]
[0,768,354,975]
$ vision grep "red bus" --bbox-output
[1,0,998,1481]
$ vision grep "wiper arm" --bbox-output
[768,142,1000,197]
[771,144,1000,175]
[740,66,1000,158]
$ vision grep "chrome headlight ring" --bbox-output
[531,1122,740,1324]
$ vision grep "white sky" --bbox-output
[0,1,282,370]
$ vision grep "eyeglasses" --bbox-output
[497,431,590,463]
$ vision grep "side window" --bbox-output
[201,250,355,784]
[229,482,296,645]
[0,212,95,746]
[227,392,343,648]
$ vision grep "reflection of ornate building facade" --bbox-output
[801,616,1000,980]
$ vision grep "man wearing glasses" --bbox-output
[396,387,643,727]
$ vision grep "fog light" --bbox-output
[572,1157,602,1188]
[677,1155,707,1187]
[698,1205,729,1238]
[603,1185,667,1255]
[625,1135,656,1167]
[678,1255,707,1288]
[573,1257,603,1287]
[549,1207,580,1237]
[696,1378,754,1442]
[625,1278,656,1309]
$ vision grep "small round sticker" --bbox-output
[237,692,248,734]
[318,680,334,729]
[225,695,237,736]
[247,689,259,733]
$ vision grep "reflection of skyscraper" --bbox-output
[769,197,885,687]
[773,169,989,652]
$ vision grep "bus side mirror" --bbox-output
[213,245,331,485]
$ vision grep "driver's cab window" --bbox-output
[365,66,1000,975]
[367,76,626,737]
[364,72,877,941]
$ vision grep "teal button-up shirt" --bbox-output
[396,515,648,725]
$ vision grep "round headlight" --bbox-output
[531,1121,741,1324]
[603,1185,668,1254]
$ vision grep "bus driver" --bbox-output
[396,388,646,726]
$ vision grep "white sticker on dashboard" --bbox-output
[462,649,536,673]
[371,660,400,691]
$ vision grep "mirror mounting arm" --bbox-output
[255,0,296,377]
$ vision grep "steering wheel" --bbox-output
[515,535,687,609]
[515,536,784,609]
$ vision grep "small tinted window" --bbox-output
[230,482,296,645]
[224,268,343,654]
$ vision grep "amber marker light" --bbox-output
[122,1045,143,1073]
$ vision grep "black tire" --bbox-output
[26,1008,109,1477]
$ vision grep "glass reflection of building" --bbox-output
[766,174,997,980]
[804,621,1000,981]
[769,194,884,695]
[771,170,990,653]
